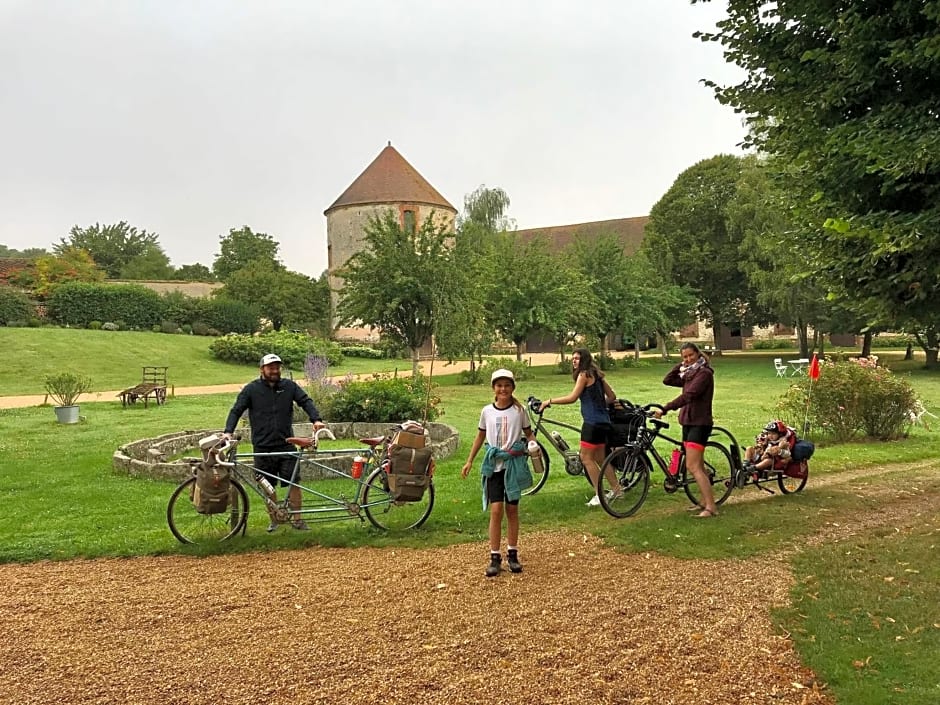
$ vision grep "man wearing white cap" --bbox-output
[223,353,325,531]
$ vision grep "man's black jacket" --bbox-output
[224,377,321,451]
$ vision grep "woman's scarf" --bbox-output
[679,355,707,379]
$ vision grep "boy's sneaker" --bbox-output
[266,521,279,533]
[485,553,502,577]
[586,494,602,507]
[506,549,523,574]
[291,520,310,531]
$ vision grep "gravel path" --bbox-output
[3,461,935,704]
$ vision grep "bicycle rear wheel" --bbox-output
[522,440,550,496]
[362,468,434,530]
[683,441,735,508]
[167,477,248,544]
[597,447,651,518]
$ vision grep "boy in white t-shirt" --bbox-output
[461,369,536,577]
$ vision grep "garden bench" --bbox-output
[118,366,169,408]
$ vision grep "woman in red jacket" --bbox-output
[653,342,718,518]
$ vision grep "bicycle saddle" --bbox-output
[358,436,387,447]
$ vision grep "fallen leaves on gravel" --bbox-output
[0,531,831,705]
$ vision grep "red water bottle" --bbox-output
[667,449,681,476]
[351,455,364,479]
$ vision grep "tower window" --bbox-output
[403,209,416,234]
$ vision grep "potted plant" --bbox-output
[44,372,92,424]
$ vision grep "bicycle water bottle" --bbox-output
[258,476,276,498]
[351,455,365,479]
[667,449,681,477]
[527,441,544,474]
[550,431,569,452]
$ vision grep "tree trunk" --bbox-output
[860,331,873,358]
[904,342,913,360]
[796,321,809,358]
[411,348,420,377]
[926,348,938,369]
[711,321,721,353]
[515,341,524,362]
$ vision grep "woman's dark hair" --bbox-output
[571,347,603,382]
[680,342,702,356]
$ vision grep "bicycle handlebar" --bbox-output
[526,395,543,413]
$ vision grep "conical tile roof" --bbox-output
[325,143,456,215]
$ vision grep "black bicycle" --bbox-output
[596,404,741,518]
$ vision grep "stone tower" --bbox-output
[325,142,457,338]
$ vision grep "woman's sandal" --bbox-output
[693,508,719,518]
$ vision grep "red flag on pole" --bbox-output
[808,353,820,380]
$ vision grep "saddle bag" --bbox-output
[387,445,434,502]
[193,463,231,514]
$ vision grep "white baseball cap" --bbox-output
[260,353,282,366]
[491,368,515,385]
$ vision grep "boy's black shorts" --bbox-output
[485,470,520,506]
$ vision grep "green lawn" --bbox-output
[1,332,939,704]
[0,327,409,394]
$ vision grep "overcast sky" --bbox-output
[0,0,745,278]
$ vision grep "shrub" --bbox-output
[777,358,918,442]
[209,331,343,368]
[340,345,384,359]
[181,323,192,335]
[191,321,211,336]
[597,353,617,371]
[870,334,914,349]
[373,336,408,359]
[101,322,120,331]
[459,357,532,386]
[151,324,161,333]
[46,282,164,329]
[0,287,34,324]
[6,319,28,327]
[88,321,102,330]
[160,320,180,334]
[27,317,42,327]
[751,337,797,350]
[327,372,440,422]
[203,297,259,335]
[43,372,92,407]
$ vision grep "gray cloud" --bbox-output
[0,0,744,277]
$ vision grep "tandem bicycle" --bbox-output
[595,404,741,518]
[166,426,435,544]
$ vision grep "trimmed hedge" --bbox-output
[0,287,34,325]
[209,331,343,368]
[46,282,164,329]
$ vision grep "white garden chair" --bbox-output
[773,358,788,377]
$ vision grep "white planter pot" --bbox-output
[54,405,80,424]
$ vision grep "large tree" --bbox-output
[336,210,452,374]
[220,261,329,333]
[643,154,764,350]
[487,234,588,361]
[212,226,282,282]
[56,222,167,279]
[694,0,940,366]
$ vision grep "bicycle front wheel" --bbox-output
[521,440,550,496]
[597,447,651,518]
[362,468,434,530]
[167,477,248,544]
[683,441,735,508]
